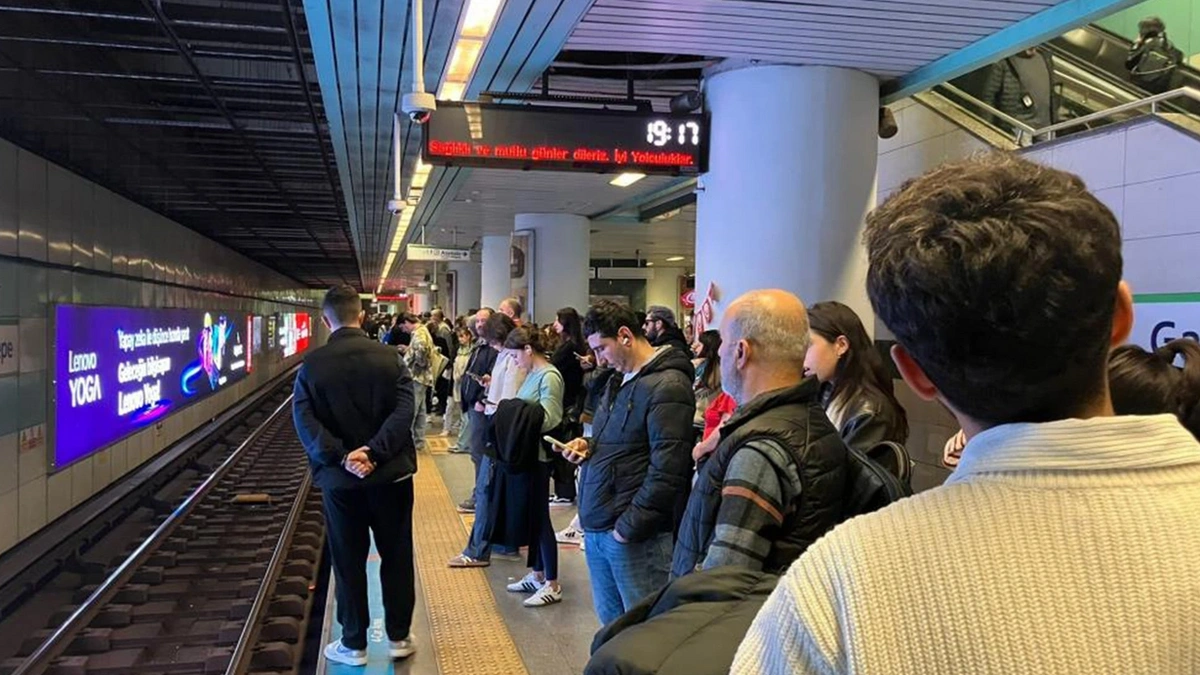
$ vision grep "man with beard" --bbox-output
[670,289,848,578]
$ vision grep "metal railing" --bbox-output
[10,394,296,675]
[929,83,1200,147]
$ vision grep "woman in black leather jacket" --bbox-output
[804,301,908,452]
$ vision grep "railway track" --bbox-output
[0,382,325,675]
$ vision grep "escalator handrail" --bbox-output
[1033,85,1200,138]
[937,82,1039,137]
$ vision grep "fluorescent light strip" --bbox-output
[665,255,685,262]
[461,0,502,38]
[609,172,646,188]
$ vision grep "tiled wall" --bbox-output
[875,104,1200,490]
[0,137,326,556]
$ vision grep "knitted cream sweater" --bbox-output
[732,415,1200,674]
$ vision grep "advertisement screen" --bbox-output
[280,313,296,358]
[53,305,251,469]
[266,315,277,349]
[295,313,311,354]
[252,315,263,356]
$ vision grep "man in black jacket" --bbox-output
[292,285,418,667]
[671,290,847,579]
[454,307,496,511]
[559,301,696,625]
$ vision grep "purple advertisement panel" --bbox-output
[53,305,251,469]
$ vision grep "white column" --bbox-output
[480,234,510,311]
[695,65,878,330]
[514,213,590,324]
[645,267,688,324]
[450,261,481,318]
[410,290,432,314]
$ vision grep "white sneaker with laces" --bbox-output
[506,571,543,593]
[389,636,417,659]
[523,583,562,607]
[555,525,582,546]
[324,639,367,667]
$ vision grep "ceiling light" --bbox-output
[461,0,503,38]
[438,81,466,101]
[645,261,655,266]
[447,39,483,82]
[609,172,646,188]
[665,255,685,262]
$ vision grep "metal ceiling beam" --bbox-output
[138,0,349,286]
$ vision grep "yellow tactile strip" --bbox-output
[412,446,529,675]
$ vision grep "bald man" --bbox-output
[671,289,849,578]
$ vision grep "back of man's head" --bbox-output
[865,153,1123,426]
[323,285,363,328]
[500,297,523,319]
[724,290,810,373]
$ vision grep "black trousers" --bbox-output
[550,453,577,501]
[323,478,415,650]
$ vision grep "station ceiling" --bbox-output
[0,0,1132,291]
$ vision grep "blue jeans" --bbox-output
[412,382,428,448]
[583,530,673,625]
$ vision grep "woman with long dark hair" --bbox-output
[692,329,723,425]
[549,307,587,505]
[804,301,908,451]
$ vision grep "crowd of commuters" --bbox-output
[295,152,1200,673]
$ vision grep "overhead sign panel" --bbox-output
[407,244,472,262]
[423,102,708,175]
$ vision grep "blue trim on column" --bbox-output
[882,0,1145,104]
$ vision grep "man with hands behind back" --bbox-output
[293,285,419,668]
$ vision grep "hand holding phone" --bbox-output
[546,436,589,463]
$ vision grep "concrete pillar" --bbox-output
[514,213,590,324]
[450,261,481,318]
[695,65,878,331]
[480,234,510,312]
[410,291,432,314]
[645,267,688,325]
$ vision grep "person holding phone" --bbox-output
[549,307,587,506]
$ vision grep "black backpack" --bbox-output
[1131,34,1181,90]
[843,441,913,518]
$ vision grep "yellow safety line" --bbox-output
[411,446,529,675]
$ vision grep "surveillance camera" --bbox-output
[429,282,440,292]
[386,199,405,215]
[402,92,437,125]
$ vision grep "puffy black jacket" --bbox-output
[673,379,848,577]
[586,567,778,675]
[651,325,695,379]
[458,342,497,412]
[292,327,417,490]
[579,347,696,542]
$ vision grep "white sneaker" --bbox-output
[324,639,367,667]
[555,525,583,546]
[579,536,586,553]
[388,636,416,659]
[506,571,543,593]
[523,583,562,607]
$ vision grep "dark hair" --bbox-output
[808,301,908,442]
[322,285,362,325]
[401,313,421,325]
[1109,339,1200,438]
[483,313,516,345]
[865,153,1122,426]
[696,329,722,391]
[584,300,644,340]
[501,297,524,318]
[1139,16,1165,37]
[556,307,585,348]
[505,324,548,354]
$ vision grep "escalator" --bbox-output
[915,23,1200,149]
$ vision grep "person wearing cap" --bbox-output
[645,306,695,378]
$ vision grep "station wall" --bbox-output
[875,100,1200,490]
[0,138,324,556]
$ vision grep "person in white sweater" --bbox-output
[733,153,1200,674]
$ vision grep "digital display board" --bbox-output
[423,102,709,175]
[52,305,313,469]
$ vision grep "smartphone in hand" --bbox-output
[544,435,587,458]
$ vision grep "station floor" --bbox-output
[318,426,597,675]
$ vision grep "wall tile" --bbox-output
[92,188,111,273]
[18,265,46,318]
[47,269,71,307]
[18,475,46,538]
[18,370,46,429]
[92,448,111,491]
[109,440,128,479]
[1124,120,1200,184]
[0,488,17,555]
[0,259,18,317]
[1122,173,1200,241]
[45,164,74,266]
[46,469,72,522]
[0,431,16,495]
[0,140,17,257]
[1125,233,1200,294]
[17,427,45,485]
[19,318,46,373]
[70,455,93,506]
[903,104,954,146]
[72,179,95,269]
[941,128,987,162]
[1048,128,1127,191]
[17,149,47,262]
[1092,186,1125,227]
[0,378,18,437]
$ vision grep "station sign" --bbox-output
[52,305,310,470]
[1131,293,1200,350]
[407,244,471,262]
[0,322,16,376]
[423,102,709,175]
